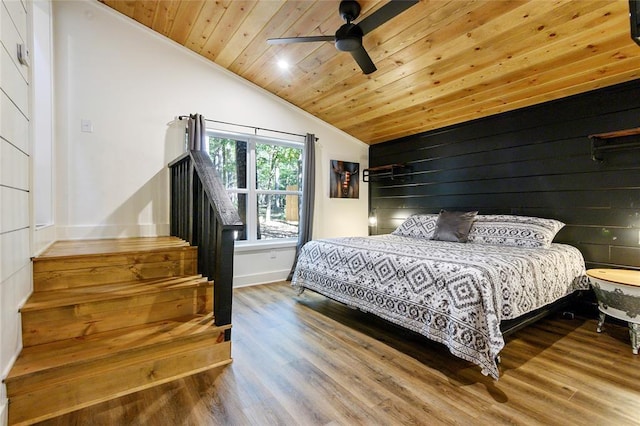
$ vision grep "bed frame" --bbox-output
[500,291,575,336]
[300,287,590,352]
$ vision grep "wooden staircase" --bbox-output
[5,237,232,425]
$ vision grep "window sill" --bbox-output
[234,240,297,253]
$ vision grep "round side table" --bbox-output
[586,268,640,355]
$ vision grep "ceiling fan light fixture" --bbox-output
[335,23,362,52]
[277,59,289,70]
[336,36,361,52]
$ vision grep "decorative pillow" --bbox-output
[431,210,478,243]
[467,215,565,248]
[392,214,439,239]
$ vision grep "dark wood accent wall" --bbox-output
[369,79,640,270]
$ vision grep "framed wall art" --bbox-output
[330,160,359,199]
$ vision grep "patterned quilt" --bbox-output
[291,234,588,379]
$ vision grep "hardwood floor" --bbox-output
[36,282,640,425]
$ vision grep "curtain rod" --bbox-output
[177,115,318,141]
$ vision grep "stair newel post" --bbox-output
[214,225,236,340]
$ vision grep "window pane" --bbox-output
[256,194,299,240]
[207,137,247,189]
[228,193,248,241]
[255,143,302,190]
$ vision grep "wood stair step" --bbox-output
[6,312,228,393]
[33,237,198,292]
[21,276,213,347]
[6,314,231,425]
[22,275,208,311]
[36,236,191,257]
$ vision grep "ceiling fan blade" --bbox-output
[267,35,335,45]
[351,45,377,74]
[358,0,419,35]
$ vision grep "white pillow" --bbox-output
[467,215,564,248]
[391,214,439,239]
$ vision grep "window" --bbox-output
[206,131,303,245]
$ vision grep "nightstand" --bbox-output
[586,268,640,355]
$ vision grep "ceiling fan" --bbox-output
[267,0,419,75]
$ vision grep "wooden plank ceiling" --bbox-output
[100,0,640,144]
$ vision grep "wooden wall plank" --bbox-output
[0,44,28,115]
[131,0,156,28]
[197,0,257,62]
[214,0,284,69]
[369,79,640,270]
[149,0,181,35]
[167,0,205,46]
[0,90,29,154]
[1,0,28,82]
[0,186,28,232]
[1,140,29,190]
[183,0,230,54]
[0,227,30,282]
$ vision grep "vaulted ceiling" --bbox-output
[100,0,640,144]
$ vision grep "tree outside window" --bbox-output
[207,133,303,243]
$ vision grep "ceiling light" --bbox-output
[277,59,289,70]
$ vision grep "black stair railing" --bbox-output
[168,150,243,339]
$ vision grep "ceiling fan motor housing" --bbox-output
[335,23,363,51]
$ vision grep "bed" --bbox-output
[291,212,588,379]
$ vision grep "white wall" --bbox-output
[0,0,32,422]
[53,1,370,286]
[32,0,53,228]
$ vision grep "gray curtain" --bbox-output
[187,113,206,151]
[287,133,316,281]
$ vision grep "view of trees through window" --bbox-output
[207,135,302,242]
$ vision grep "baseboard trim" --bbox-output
[233,269,291,287]
[34,225,56,256]
[0,397,7,426]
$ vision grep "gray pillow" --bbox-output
[431,210,478,243]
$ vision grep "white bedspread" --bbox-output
[291,234,588,379]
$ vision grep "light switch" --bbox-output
[17,44,30,67]
[81,119,93,133]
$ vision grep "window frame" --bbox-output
[205,129,304,248]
